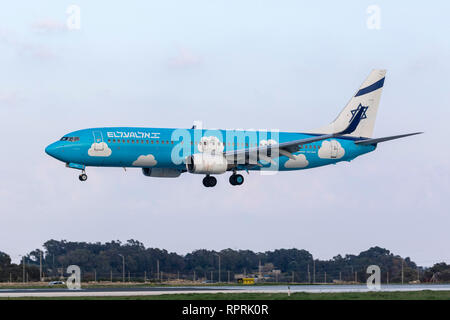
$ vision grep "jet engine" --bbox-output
[142,168,182,178]
[186,154,228,174]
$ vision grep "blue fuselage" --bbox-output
[45,127,375,172]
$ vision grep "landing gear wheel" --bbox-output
[208,176,217,187]
[202,175,217,187]
[235,174,244,185]
[79,173,88,182]
[229,174,244,186]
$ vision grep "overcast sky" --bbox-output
[0,1,449,266]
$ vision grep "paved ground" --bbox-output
[1,284,449,298]
[0,286,243,298]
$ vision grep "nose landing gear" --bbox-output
[229,173,244,186]
[79,171,88,182]
[203,175,217,187]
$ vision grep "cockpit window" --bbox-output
[60,136,80,142]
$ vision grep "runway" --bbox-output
[1,284,450,298]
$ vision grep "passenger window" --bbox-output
[156,140,159,144]
[127,140,130,143]
[146,140,149,144]
[108,139,111,143]
[161,140,164,144]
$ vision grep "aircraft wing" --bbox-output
[224,133,335,164]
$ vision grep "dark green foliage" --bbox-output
[423,263,450,282]
[0,251,40,282]
[0,241,448,283]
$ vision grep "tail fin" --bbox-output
[310,69,386,138]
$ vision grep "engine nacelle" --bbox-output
[142,168,182,178]
[186,154,228,174]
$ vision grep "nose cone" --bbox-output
[45,142,59,159]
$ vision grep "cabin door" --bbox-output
[93,131,104,151]
[330,140,339,158]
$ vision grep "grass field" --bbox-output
[2,291,450,300]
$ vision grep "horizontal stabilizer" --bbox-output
[354,132,423,145]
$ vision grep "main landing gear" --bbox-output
[203,175,217,187]
[79,171,88,182]
[229,173,244,186]
[201,173,244,187]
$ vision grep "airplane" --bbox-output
[45,69,421,187]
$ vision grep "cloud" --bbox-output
[169,47,202,68]
[0,27,56,60]
[197,136,224,154]
[132,154,157,167]
[0,91,21,107]
[284,154,309,168]
[88,142,112,157]
[318,140,345,159]
[31,19,68,33]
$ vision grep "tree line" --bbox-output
[1,239,449,283]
